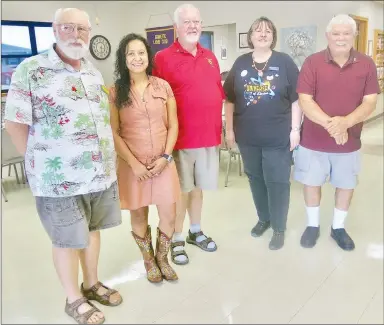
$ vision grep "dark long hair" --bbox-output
[113,33,154,109]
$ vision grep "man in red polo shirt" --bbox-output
[294,14,380,251]
[153,3,224,265]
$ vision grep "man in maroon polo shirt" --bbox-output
[153,3,224,265]
[294,14,380,251]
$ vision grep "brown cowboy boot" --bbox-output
[131,225,163,283]
[155,228,178,281]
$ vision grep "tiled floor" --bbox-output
[2,119,383,324]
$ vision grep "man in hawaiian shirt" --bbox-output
[5,8,122,324]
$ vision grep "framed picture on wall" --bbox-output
[221,46,227,60]
[239,32,248,49]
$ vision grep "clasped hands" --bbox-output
[131,157,168,182]
[325,116,350,145]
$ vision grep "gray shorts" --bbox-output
[293,146,361,189]
[173,146,219,193]
[35,182,122,249]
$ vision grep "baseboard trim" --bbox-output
[364,112,384,124]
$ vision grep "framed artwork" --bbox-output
[221,46,227,60]
[281,25,317,68]
[239,33,248,49]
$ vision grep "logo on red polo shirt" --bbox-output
[207,58,214,66]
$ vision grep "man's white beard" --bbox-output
[56,34,89,60]
[186,34,199,44]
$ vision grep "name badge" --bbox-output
[269,66,279,71]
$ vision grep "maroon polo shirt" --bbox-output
[297,48,380,153]
[153,40,225,150]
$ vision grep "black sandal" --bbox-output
[186,230,217,252]
[170,241,189,265]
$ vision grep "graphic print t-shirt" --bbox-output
[223,51,299,148]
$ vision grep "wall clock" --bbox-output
[89,35,111,60]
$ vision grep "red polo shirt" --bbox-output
[297,48,380,153]
[153,40,225,150]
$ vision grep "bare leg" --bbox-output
[157,203,176,238]
[130,207,149,237]
[335,188,354,211]
[186,188,216,250]
[304,185,321,207]
[187,188,203,226]
[79,231,121,305]
[53,247,104,323]
[175,193,189,233]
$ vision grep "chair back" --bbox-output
[1,129,23,165]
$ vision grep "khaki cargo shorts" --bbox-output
[173,146,219,193]
[293,146,361,189]
[35,181,122,249]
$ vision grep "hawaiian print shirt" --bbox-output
[5,44,117,197]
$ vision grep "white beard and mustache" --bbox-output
[55,33,89,60]
[185,33,200,43]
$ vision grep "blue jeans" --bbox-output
[238,145,292,232]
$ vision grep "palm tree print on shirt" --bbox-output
[33,95,70,140]
[70,151,101,170]
[42,157,64,185]
[41,156,81,195]
[72,113,98,146]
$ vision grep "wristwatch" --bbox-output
[162,154,173,163]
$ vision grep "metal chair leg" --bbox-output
[20,162,26,184]
[2,182,8,202]
[225,151,232,187]
[8,165,11,176]
[13,164,20,184]
[23,162,28,183]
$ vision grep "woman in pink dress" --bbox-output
[109,33,180,283]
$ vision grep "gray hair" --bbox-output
[173,3,200,26]
[326,14,357,34]
[53,8,91,26]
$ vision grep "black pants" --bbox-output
[238,144,292,232]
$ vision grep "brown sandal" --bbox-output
[65,296,105,324]
[171,241,189,265]
[81,281,123,307]
[186,230,217,252]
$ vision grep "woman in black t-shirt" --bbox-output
[223,16,302,250]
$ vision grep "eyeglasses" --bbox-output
[183,20,202,27]
[57,23,92,35]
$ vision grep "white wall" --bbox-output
[202,23,236,72]
[3,1,383,118]
[2,1,135,86]
[122,1,384,57]
[121,0,384,118]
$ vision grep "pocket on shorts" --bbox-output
[109,181,119,201]
[43,197,82,226]
[294,146,311,172]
